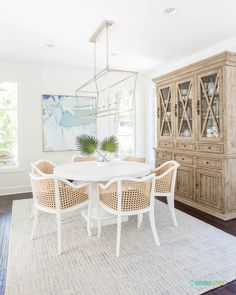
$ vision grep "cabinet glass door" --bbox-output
[158,86,172,138]
[176,80,193,139]
[198,71,221,140]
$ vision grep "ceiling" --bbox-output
[1,0,236,72]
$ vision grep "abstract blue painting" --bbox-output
[42,94,96,151]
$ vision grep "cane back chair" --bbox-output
[97,173,159,257]
[30,173,89,254]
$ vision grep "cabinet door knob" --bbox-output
[196,184,199,189]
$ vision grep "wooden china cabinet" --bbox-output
[153,52,236,220]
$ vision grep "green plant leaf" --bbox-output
[76,134,98,156]
[100,136,119,153]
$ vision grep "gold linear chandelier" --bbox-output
[75,20,138,118]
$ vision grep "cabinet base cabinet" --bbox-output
[156,148,236,220]
[176,166,194,200]
[196,169,222,210]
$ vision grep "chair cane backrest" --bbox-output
[154,161,180,194]
[71,155,97,162]
[123,156,147,164]
[99,174,155,212]
[30,173,55,208]
[31,160,55,176]
[29,173,88,210]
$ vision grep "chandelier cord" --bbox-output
[93,41,99,109]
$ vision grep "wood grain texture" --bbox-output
[154,51,236,220]
[152,51,236,84]
[176,165,194,200]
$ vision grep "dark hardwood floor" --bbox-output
[0,193,236,295]
[0,193,32,295]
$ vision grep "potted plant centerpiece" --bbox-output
[76,134,119,167]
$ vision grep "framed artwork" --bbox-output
[42,94,96,151]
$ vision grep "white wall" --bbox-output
[0,62,145,195]
[143,35,236,162]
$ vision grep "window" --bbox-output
[0,82,18,167]
[114,90,135,158]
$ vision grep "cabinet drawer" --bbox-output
[174,154,194,165]
[159,141,174,149]
[156,151,172,161]
[176,142,195,151]
[197,143,224,153]
[197,157,222,170]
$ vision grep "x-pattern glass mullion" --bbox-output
[159,87,171,136]
[177,82,192,137]
[200,74,220,137]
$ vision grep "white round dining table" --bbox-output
[54,160,151,182]
[54,160,152,230]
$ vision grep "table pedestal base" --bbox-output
[81,182,128,228]
[81,208,128,228]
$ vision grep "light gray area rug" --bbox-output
[5,199,236,295]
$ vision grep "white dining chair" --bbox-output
[71,155,97,162]
[30,173,89,255]
[153,160,180,226]
[97,173,160,257]
[31,159,55,176]
[30,160,55,219]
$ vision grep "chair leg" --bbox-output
[167,194,177,226]
[137,213,143,229]
[116,215,122,257]
[97,219,102,237]
[149,208,160,246]
[87,200,92,237]
[56,212,62,255]
[30,207,38,240]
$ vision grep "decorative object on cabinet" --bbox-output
[153,51,236,221]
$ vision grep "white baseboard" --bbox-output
[0,185,31,196]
